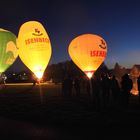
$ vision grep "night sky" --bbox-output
[0,0,140,71]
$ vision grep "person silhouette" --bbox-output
[62,75,68,96]
[121,73,133,108]
[73,76,81,96]
[85,77,90,96]
[110,75,120,106]
[91,75,101,111]
[62,74,73,97]
[100,73,111,109]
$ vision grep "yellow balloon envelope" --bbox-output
[68,34,107,79]
[17,21,52,79]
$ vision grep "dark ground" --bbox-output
[0,83,140,139]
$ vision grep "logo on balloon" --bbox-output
[25,37,49,45]
[32,28,43,36]
[99,39,107,49]
[5,41,18,64]
[90,50,106,57]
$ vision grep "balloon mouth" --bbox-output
[84,71,94,79]
[34,71,43,80]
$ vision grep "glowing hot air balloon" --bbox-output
[17,21,52,80]
[0,29,18,73]
[68,34,107,79]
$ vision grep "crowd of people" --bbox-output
[62,73,137,111]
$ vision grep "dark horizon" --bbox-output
[6,57,135,73]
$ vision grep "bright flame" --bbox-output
[34,71,43,79]
[85,71,94,79]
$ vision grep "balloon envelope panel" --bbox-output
[68,34,107,78]
[17,21,52,79]
[0,29,18,73]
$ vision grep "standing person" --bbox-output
[32,74,37,86]
[62,74,73,97]
[67,76,73,97]
[62,75,68,97]
[73,76,81,96]
[121,74,133,108]
[110,75,120,106]
[33,78,36,86]
[137,76,140,105]
[0,73,6,89]
[100,73,111,109]
[91,75,101,111]
[86,77,90,96]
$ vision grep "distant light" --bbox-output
[131,89,138,95]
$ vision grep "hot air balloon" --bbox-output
[68,34,107,79]
[17,21,52,81]
[0,29,18,74]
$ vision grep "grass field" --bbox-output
[0,83,140,139]
[0,82,95,125]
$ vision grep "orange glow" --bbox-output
[85,71,94,79]
[68,34,107,78]
[34,70,43,79]
[131,89,138,95]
